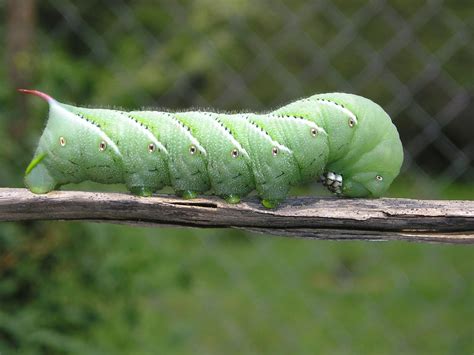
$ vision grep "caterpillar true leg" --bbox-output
[320,171,343,195]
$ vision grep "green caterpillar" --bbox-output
[21,89,403,208]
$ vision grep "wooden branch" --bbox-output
[1,188,473,244]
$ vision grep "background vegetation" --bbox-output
[1,0,473,354]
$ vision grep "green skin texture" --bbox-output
[24,92,403,208]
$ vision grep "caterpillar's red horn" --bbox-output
[18,89,53,102]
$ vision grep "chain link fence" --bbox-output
[2,1,473,354]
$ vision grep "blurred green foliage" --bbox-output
[1,224,473,354]
[1,0,473,354]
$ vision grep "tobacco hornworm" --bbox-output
[20,89,403,208]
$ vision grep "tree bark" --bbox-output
[1,188,473,244]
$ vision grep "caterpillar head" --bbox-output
[339,127,403,198]
[20,89,122,193]
[320,93,404,198]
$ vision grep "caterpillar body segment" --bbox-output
[21,89,404,208]
[217,114,299,207]
[273,95,358,163]
[172,111,255,201]
[64,105,170,196]
[24,98,124,193]
[128,111,210,196]
[245,113,329,183]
